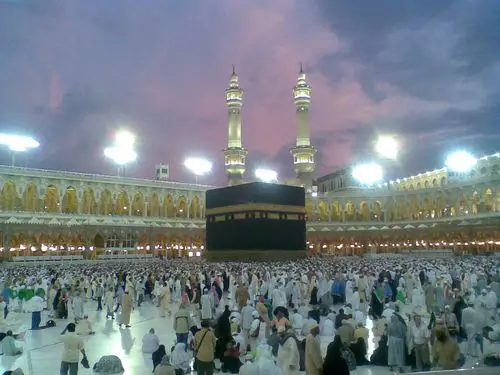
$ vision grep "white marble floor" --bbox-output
[0,298,497,375]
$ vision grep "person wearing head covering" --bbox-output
[320,313,335,337]
[322,335,350,375]
[154,354,175,375]
[239,354,258,375]
[200,288,214,321]
[0,330,22,356]
[387,314,406,372]
[255,296,270,338]
[119,290,133,328]
[142,328,160,354]
[305,321,322,375]
[443,305,459,338]
[236,283,250,312]
[159,281,171,318]
[461,301,481,357]
[152,345,167,371]
[171,343,190,374]
[431,327,460,370]
[276,327,300,375]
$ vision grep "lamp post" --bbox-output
[254,168,278,183]
[104,130,137,176]
[184,157,213,183]
[0,133,40,166]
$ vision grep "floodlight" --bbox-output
[0,133,40,166]
[375,135,398,160]
[445,151,476,173]
[255,168,278,183]
[104,130,137,175]
[104,147,137,166]
[184,158,213,176]
[352,163,383,185]
[115,130,136,148]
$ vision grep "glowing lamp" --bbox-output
[352,163,383,186]
[445,151,476,173]
[255,168,278,183]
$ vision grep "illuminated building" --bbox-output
[1,70,500,260]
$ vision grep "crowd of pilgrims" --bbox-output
[1,255,500,375]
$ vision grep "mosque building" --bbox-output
[1,67,500,262]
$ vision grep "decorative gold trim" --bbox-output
[206,203,305,216]
[205,250,307,261]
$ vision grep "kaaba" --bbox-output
[205,182,307,261]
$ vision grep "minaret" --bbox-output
[223,65,248,185]
[290,64,316,189]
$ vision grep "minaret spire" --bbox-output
[223,66,248,185]
[290,64,316,189]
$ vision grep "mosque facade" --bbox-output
[1,68,500,259]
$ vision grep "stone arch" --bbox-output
[330,201,341,222]
[81,187,97,214]
[164,194,175,218]
[373,201,382,220]
[344,201,355,221]
[409,184,414,191]
[305,199,313,221]
[131,191,145,216]
[408,196,419,219]
[435,192,447,218]
[424,180,430,188]
[421,197,432,219]
[416,182,422,189]
[440,176,446,186]
[23,183,40,212]
[472,191,480,214]
[99,189,113,215]
[432,178,438,187]
[94,233,105,248]
[492,164,499,176]
[1,180,18,211]
[148,192,161,217]
[44,185,59,213]
[62,186,79,214]
[317,200,328,221]
[176,195,188,218]
[115,191,130,216]
[190,196,201,219]
[484,188,494,212]
[359,201,370,221]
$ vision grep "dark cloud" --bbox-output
[0,0,499,183]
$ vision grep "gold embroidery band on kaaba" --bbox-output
[206,203,305,216]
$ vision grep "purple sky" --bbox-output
[0,0,499,184]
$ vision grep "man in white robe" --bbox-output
[200,288,213,320]
[461,302,481,357]
[276,326,300,375]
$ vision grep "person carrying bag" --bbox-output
[193,320,216,375]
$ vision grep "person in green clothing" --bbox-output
[396,287,407,304]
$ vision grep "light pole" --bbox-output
[254,168,278,183]
[0,133,40,166]
[104,130,137,176]
[184,157,213,183]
